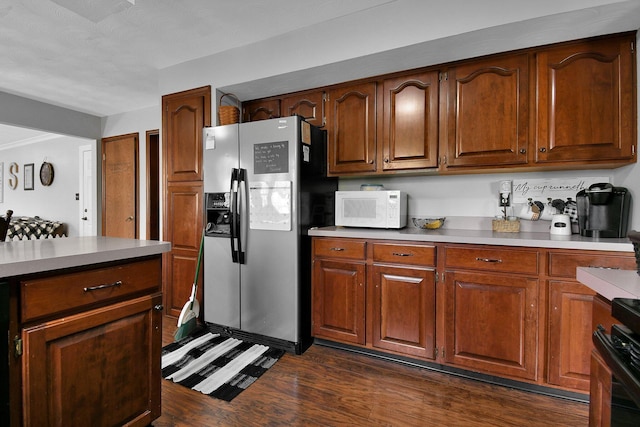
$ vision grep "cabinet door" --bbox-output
[282,91,325,127]
[312,259,366,344]
[547,280,595,391]
[536,35,635,164]
[326,82,377,175]
[22,294,162,427]
[371,264,436,359]
[381,71,440,171]
[242,98,280,122]
[444,54,529,168]
[162,86,211,182]
[444,270,538,380]
[164,182,203,317]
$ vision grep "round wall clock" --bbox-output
[39,162,54,186]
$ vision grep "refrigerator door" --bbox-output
[203,124,241,328]
[238,117,300,342]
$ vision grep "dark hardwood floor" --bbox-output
[154,317,588,426]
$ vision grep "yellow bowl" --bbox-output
[412,217,446,229]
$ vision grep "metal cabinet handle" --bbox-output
[154,304,164,311]
[519,148,526,154]
[83,280,122,292]
[539,147,547,153]
[475,257,502,263]
[392,252,413,257]
[330,247,345,251]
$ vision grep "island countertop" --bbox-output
[0,236,171,277]
[308,226,634,252]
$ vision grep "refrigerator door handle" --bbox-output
[236,168,247,264]
[230,168,239,263]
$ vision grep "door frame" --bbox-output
[146,129,160,240]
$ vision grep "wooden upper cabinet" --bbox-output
[282,91,325,127]
[443,54,530,169]
[535,33,636,164]
[326,82,377,175]
[242,98,280,122]
[381,71,440,171]
[162,86,211,182]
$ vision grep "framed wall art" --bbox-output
[24,163,34,190]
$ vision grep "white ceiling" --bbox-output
[0,0,395,146]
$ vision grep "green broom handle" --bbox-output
[190,232,205,310]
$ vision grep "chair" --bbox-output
[0,210,13,242]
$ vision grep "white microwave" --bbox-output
[335,190,407,229]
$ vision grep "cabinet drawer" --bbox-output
[21,257,161,322]
[372,242,435,266]
[313,238,366,260]
[445,246,539,275]
[548,251,635,278]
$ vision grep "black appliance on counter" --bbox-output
[593,298,640,425]
[576,183,631,238]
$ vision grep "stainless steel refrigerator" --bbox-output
[202,116,337,354]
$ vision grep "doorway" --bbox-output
[101,133,139,238]
[78,144,97,236]
[146,130,160,240]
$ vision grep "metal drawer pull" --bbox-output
[329,247,345,251]
[475,257,502,263]
[392,252,413,257]
[84,280,122,292]
[589,266,620,270]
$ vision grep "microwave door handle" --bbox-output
[236,168,246,264]
[230,168,239,263]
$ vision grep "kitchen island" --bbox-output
[1,236,171,427]
[309,224,635,398]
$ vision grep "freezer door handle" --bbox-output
[230,168,239,263]
[236,168,246,264]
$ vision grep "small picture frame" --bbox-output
[24,163,34,190]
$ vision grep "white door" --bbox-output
[78,144,96,236]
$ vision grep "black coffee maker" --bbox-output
[576,183,631,238]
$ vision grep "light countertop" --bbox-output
[0,236,171,277]
[309,226,634,252]
[577,267,640,300]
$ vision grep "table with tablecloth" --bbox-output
[6,217,66,240]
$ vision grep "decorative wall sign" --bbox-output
[24,163,34,190]
[512,176,609,203]
[39,161,54,186]
[8,162,18,190]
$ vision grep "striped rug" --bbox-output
[161,329,285,401]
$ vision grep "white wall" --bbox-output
[0,135,96,237]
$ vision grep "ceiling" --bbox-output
[1,0,640,147]
[0,0,395,146]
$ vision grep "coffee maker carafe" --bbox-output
[576,183,631,238]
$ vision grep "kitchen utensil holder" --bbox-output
[492,219,520,233]
[218,93,240,125]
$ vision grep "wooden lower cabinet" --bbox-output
[13,256,164,427]
[590,350,613,427]
[22,294,162,427]
[443,270,539,380]
[547,280,595,391]
[545,250,636,391]
[312,258,366,345]
[371,264,436,359]
[311,237,636,395]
